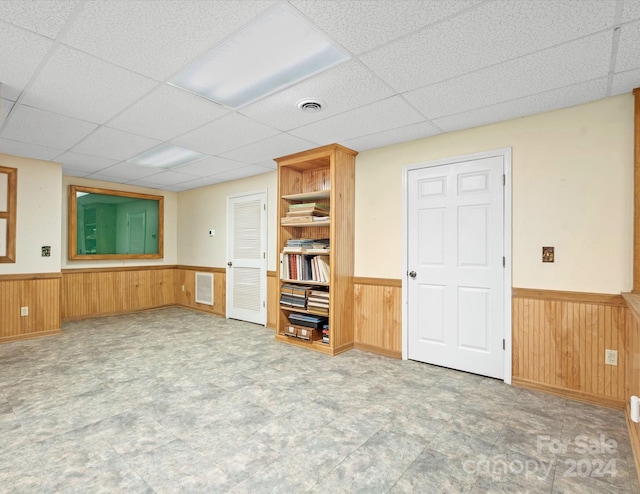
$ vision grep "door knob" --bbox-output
[409,270,417,278]
[227,261,232,267]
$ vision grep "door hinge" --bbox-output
[502,256,505,267]
[263,252,266,259]
[263,204,266,210]
[263,300,266,308]
[503,339,505,350]
[503,174,506,186]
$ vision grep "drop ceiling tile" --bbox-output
[171,113,279,156]
[1,105,97,149]
[432,78,608,133]
[254,160,277,170]
[611,68,640,95]
[616,21,640,72]
[361,0,617,92]
[127,170,199,187]
[63,167,93,178]
[55,151,118,173]
[1,99,14,127]
[87,162,159,182]
[289,96,425,145]
[108,85,229,141]
[240,60,395,131]
[405,32,612,119]
[173,156,248,177]
[0,21,53,101]
[70,127,161,161]
[60,0,275,80]
[0,0,79,39]
[209,164,273,182]
[21,45,157,124]
[622,1,640,22]
[341,121,442,152]
[220,133,318,164]
[291,0,479,54]
[0,137,64,161]
[175,176,224,190]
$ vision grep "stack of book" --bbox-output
[279,283,307,309]
[288,312,327,329]
[322,323,329,345]
[282,238,330,253]
[307,288,329,315]
[281,202,330,224]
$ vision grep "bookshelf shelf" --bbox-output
[275,144,357,355]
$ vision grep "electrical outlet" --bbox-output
[20,307,28,317]
[605,349,618,366]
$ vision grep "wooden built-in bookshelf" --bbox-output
[274,144,357,355]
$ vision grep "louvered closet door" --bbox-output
[226,191,267,325]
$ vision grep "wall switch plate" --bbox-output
[20,307,28,316]
[605,349,618,366]
[542,246,554,262]
[41,246,51,257]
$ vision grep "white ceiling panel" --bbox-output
[291,0,480,55]
[207,164,273,183]
[616,20,640,72]
[433,78,608,133]
[405,32,612,119]
[341,121,442,153]
[2,105,97,149]
[60,0,276,80]
[290,96,425,144]
[70,127,161,161]
[107,85,229,141]
[0,0,80,39]
[0,21,53,101]
[612,68,640,95]
[87,162,160,182]
[173,176,224,190]
[1,99,14,128]
[174,156,249,177]
[171,113,279,156]
[0,137,64,161]
[622,0,640,22]
[55,151,118,173]
[220,133,318,164]
[361,0,618,92]
[126,170,200,187]
[63,167,92,178]
[240,60,395,131]
[21,45,157,124]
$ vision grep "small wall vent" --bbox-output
[195,272,214,306]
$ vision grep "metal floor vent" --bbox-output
[195,272,214,306]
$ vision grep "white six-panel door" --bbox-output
[407,154,505,379]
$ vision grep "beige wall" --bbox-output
[177,171,277,270]
[61,176,178,269]
[0,154,62,275]
[355,94,634,294]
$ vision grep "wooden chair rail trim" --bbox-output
[62,265,177,274]
[353,276,402,287]
[175,265,225,274]
[0,272,62,281]
[512,287,625,306]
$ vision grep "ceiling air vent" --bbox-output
[297,98,325,113]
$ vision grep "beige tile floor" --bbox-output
[0,307,638,493]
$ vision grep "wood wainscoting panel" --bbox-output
[61,267,175,320]
[623,293,640,484]
[0,274,61,342]
[267,270,277,329]
[512,288,626,407]
[353,277,402,358]
[174,266,225,317]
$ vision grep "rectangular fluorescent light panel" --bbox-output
[169,5,349,108]
[128,144,208,169]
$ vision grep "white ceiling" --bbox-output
[1,0,639,192]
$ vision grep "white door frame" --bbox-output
[226,189,267,325]
[402,148,512,384]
